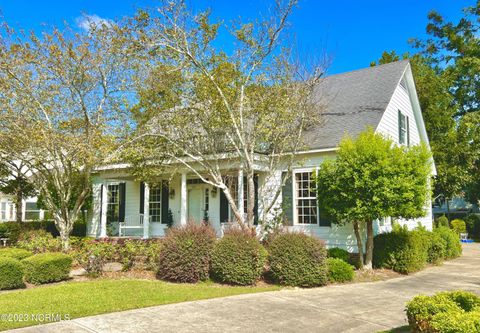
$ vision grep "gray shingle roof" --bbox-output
[303,59,409,150]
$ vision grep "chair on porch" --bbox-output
[119,214,146,237]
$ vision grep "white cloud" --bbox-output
[76,14,113,31]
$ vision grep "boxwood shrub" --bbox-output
[406,291,480,332]
[0,257,24,290]
[417,230,447,265]
[268,232,327,287]
[434,227,462,259]
[450,219,467,235]
[157,223,216,283]
[327,247,350,262]
[0,248,33,260]
[211,229,267,285]
[22,252,72,285]
[373,229,427,274]
[434,215,449,229]
[327,258,354,283]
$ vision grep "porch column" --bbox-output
[21,200,26,222]
[180,172,187,225]
[238,168,244,221]
[100,182,108,238]
[143,183,150,239]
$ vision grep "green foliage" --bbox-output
[466,214,480,239]
[450,219,467,235]
[211,229,267,285]
[0,248,33,260]
[326,258,354,283]
[0,257,24,290]
[373,229,427,274]
[157,223,216,283]
[22,253,72,285]
[0,222,21,243]
[406,291,480,333]
[327,247,350,263]
[16,230,62,253]
[434,227,462,259]
[435,215,449,228]
[420,230,447,265]
[71,239,119,277]
[268,232,327,287]
[119,239,162,271]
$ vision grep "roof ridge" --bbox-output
[325,59,409,79]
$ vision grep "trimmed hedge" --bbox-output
[268,232,328,287]
[22,253,72,285]
[0,248,33,260]
[0,220,86,244]
[211,230,267,285]
[327,247,350,262]
[434,227,462,259]
[373,229,427,274]
[406,291,480,332]
[417,230,447,265]
[157,223,216,283]
[327,258,354,283]
[450,219,467,235]
[434,215,449,229]
[0,257,24,290]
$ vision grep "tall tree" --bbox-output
[316,130,432,269]
[0,18,132,249]
[121,0,326,229]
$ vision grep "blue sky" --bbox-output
[0,0,473,74]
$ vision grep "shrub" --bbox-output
[327,258,354,283]
[373,229,427,274]
[327,247,350,262]
[23,253,72,285]
[211,229,267,285]
[71,239,119,277]
[157,223,216,283]
[119,239,163,271]
[450,219,467,235]
[466,214,480,239]
[16,230,62,253]
[406,291,480,332]
[268,232,327,287]
[434,227,462,259]
[435,215,449,228]
[416,230,447,264]
[0,248,33,260]
[0,257,24,290]
[0,222,21,243]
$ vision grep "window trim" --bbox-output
[149,185,162,223]
[398,110,410,146]
[106,183,120,223]
[293,168,318,226]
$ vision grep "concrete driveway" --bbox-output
[9,244,480,333]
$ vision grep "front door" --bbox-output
[188,187,203,223]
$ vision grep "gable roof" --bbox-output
[303,59,410,150]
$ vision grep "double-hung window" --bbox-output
[107,184,120,223]
[295,172,318,224]
[0,202,6,221]
[149,186,162,223]
[398,110,410,146]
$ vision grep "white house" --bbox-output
[87,60,435,252]
[0,193,45,222]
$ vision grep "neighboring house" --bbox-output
[88,60,436,252]
[0,193,45,222]
[433,196,479,218]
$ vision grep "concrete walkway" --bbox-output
[9,244,480,333]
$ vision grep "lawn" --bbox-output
[0,279,280,331]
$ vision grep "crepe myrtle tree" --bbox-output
[316,129,432,270]
[120,0,326,230]
[0,18,133,250]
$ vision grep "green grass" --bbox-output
[377,325,411,333]
[0,279,280,331]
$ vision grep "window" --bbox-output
[25,202,41,220]
[0,202,6,221]
[295,172,318,224]
[398,110,410,146]
[107,184,119,223]
[204,188,209,212]
[149,186,162,223]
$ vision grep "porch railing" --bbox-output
[118,214,149,237]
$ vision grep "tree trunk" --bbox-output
[364,220,374,270]
[15,189,23,223]
[353,221,364,269]
[246,173,255,226]
[58,222,71,252]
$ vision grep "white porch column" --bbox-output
[238,168,244,221]
[21,200,26,222]
[100,182,108,238]
[143,183,150,239]
[39,209,45,221]
[180,173,187,225]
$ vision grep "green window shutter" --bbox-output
[281,171,294,226]
[161,181,169,224]
[220,189,229,223]
[139,182,145,214]
[119,182,126,223]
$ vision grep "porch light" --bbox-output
[169,188,175,199]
